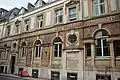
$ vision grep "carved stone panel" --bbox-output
[66,51,79,70]
[26,47,32,67]
[41,46,50,67]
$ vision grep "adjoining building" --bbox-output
[0,0,120,80]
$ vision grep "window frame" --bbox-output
[53,38,62,58]
[55,8,63,24]
[35,44,41,58]
[94,30,110,57]
[69,7,77,21]
[37,15,43,28]
[21,46,26,57]
[24,19,29,31]
[96,74,111,80]
[15,24,19,34]
[6,26,10,36]
[34,40,41,58]
[51,71,60,80]
[21,42,26,58]
[93,0,106,16]
[68,34,77,45]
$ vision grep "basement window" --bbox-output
[96,74,111,80]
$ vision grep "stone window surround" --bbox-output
[68,34,77,45]
[66,3,79,22]
[84,38,112,59]
[84,37,120,68]
[67,31,79,46]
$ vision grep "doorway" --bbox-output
[10,56,15,74]
[0,66,4,73]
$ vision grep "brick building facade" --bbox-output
[0,0,120,80]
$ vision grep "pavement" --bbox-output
[0,73,47,80]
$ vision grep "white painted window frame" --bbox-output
[93,0,106,16]
[37,15,43,28]
[69,7,77,20]
[53,42,62,58]
[55,9,63,24]
[25,20,29,31]
[35,44,41,58]
[95,35,109,57]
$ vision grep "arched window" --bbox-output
[53,37,62,58]
[21,42,26,58]
[34,40,41,57]
[94,30,110,56]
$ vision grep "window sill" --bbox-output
[20,57,26,59]
[86,57,92,59]
[34,57,41,60]
[52,57,62,60]
[115,57,120,59]
[69,18,77,22]
[54,22,63,25]
[95,56,111,60]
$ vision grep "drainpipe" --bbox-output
[80,0,84,80]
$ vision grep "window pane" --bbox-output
[59,44,62,57]
[54,44,58,57]
[68,34,77,44]
[103,38,110,56]
[95,39,101,47]
[39,46,41,57]
[69,7,76,20]
[93,6,99,16]
[58,15,63,23]
[55,9,63,24]
[100,0,104,3]
[96,47,102,56]
[96,74,111,80]
[53,37,62,57]
[93,0,98,5]
[40,21,43,27]
[100,4,105,14]
[95,39,102,56]
[26,25,29,31]
[22,47,26,57]
[35,46,38,57]
[103,47,109,56]
[37,15,43,28]
[51,71,60,80]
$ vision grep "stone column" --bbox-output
[109,41,115,68]
[91,43,95,67]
